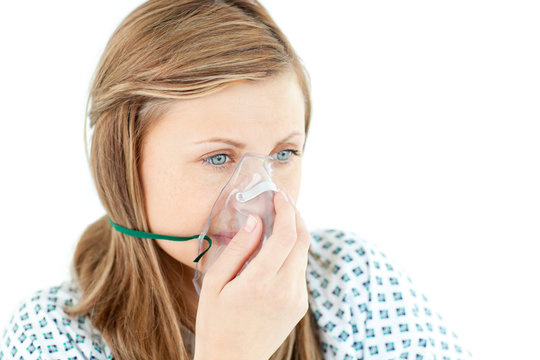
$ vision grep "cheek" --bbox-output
[155,238,200,270]
[147,185,218,235]
[142,164,223,236]
[273,163,302,200]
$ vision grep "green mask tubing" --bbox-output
[108,218,211,263]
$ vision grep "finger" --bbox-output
[277,202,311,278]
[248,190,297,275]
[203,214,263,294]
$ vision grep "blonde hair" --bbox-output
[66,0,321,359]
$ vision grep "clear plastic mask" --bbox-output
[192,152,288,295]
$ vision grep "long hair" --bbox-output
[66,1,321,359]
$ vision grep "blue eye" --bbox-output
[274,150,293,161]
[272,149,300,161]
[205,154,230,166]
[202,149,300,170]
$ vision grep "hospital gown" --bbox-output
[0,228,472,359]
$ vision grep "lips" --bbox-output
[211,232,237,245]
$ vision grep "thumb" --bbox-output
[204,214,262,293]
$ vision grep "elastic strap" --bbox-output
[108,218,211,263]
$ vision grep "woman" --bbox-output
[0,0,471,359]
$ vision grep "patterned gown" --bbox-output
[0,229,472,359]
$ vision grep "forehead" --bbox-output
[149,70,305,141]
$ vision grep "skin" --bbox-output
[194,189,311,360]
[139,69,308,320]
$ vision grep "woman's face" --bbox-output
[140,70,305,270]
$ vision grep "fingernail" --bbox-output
[244,215,257,233]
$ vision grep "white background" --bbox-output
[1,1,539,359]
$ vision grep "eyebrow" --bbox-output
[192,131,304,148]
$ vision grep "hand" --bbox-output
[193,190,311,360]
